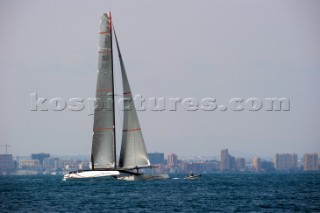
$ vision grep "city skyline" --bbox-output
[2,148,318,163]
[1,1,320,157]
[1,143,318,161]
[1,149,318,176]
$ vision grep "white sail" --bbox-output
[114,31,151,169]
[91,13,116,169]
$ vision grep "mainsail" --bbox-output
[114,30,151,169]
[91,13,116,169]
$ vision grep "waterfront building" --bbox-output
[19,160,40,169]
[43,158,62,170]
[236,158,245,171]
[260,160,275,172]
[273,153,298,171]
[252,156,261,172]
[148,152,165,164]
[220,149,230,171]
[31,153,50,166]
[167,153,178,166]
[230,156,236,170]
[220,149,237,171]
[0,154,14,174]
[304,153,318,171]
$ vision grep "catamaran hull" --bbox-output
[63,170,120,179]
[117,173,169,181]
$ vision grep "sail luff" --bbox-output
[113,28,151,169]
[109,13,117,168]
[90,12,116,169]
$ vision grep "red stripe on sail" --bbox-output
[96,88,112,92]
[109,12,112,29]
[93,128,113,131]
[123,128,141,132]
[99,50,111,54]
[99,32,110,35]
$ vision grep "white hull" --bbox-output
[117,173,169,181]
[63,170,120,179]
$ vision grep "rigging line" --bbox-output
[134,128,137,169]
[112,25,121,58]
[112,24,124,168]
[112,24,124,129]
[113,43,124,139]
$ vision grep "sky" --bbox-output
[0,0,320,159]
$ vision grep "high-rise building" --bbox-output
[230,156,236,170]
[236,158,245,171]
[220,149,230,171]
[252,156,261,172]
[148,152,165,164]
[304,153,318,171]
[31,153,50,166]
[43,158,61,170]
[0,154,14,173]
[274,153,298,171]
[167,153,178,166]
[220,149,238,171]
[260,161,275,172]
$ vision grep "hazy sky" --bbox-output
[1,0,319,159]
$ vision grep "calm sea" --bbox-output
[1,173,320,212]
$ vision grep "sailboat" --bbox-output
[63,12,168,180]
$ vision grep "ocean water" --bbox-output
[1,173,320,212]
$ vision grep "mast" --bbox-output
[91,153,94,170]
[109,12,117,168]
